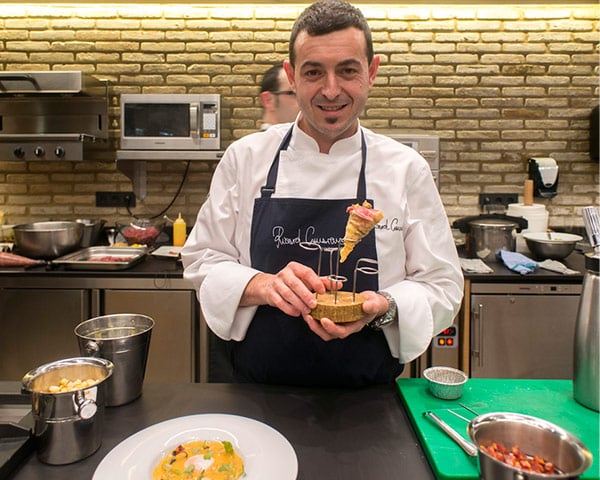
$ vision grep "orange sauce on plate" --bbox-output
[152,440,244,479]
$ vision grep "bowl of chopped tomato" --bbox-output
[117,218,165,247]
[468,412,592,479]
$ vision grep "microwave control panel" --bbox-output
[201,102,218,138]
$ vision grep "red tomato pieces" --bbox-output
[480,442,559,474]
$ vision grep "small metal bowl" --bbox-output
[423,366,468,400]
[523,232,583,260]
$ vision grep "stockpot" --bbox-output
[21,357,113,465]
[453,214,528,262]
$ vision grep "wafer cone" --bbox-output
[339,201,384,263]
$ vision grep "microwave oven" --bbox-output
[120,93,220,150]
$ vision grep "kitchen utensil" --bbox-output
[116,218,165,246]
[506,199,548,253]
[468,412,593,480]
[76,218,106,247]
[75,314,154,406]
[423,366,468,400]
[453,214,528,262]
[423,411,478,456]
[21,357,113,465]
[573,206,600,411]
[13,221,83,259]
[523,232,582,260]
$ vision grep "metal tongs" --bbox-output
[582,206,600,253]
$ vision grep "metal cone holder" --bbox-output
[300,240,378,322]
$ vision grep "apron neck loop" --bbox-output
[260,126,368,200]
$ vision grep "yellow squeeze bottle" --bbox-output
[173,213,187,247]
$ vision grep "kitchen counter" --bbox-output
[460,250,585,283]
[4,382,435,480]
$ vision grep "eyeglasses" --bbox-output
[271,90,296,96]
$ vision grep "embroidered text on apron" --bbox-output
[229,126,402,387]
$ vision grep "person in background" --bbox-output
[182,0,463,387]
[259,63,300,131]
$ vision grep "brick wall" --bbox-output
[0,3,598,229]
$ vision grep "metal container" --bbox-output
[13,221,83,259]
[523,232,582,260]
[75,314,154,406]
[423,366,468,400]
[21,357,113,465]
[573,252,600,411]
[453,214,528,262]
[468,412,592,480]
[76,218,106,248]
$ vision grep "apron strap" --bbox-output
[260,126,369,200]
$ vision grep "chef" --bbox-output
[182,0,463,387]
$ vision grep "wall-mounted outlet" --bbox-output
[96,191,136,208]
[479,193,519,208]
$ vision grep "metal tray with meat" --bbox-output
[51,246,147,270]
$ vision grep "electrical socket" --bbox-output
[479,193,519,208]
[95,191,136,208]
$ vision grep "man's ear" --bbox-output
[260,90,275,111]
[283,60,295,90]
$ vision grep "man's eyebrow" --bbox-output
[299,59,361,70]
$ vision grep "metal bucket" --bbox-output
[75,314,154,407]
[21,357,113,465]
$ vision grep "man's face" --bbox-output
[274,68,299,124]
[285,27,379,152]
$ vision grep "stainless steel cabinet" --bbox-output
[102,289,198,383]
[0,288,91,380]
[470,283,582,379]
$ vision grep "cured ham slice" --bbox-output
[339,201,383,263]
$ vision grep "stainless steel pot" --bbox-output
[453,214,528,262]
[21,357,114,465]
[13,221,83,259]
[426,411,592,479]
[468,412,592,480]
[76,218,106,247]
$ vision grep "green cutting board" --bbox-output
[396,378,599,480]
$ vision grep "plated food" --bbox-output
[339,200,384,263]
[93,414,298,480]
[153,440,244,479]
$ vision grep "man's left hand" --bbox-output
[301,290,390,341]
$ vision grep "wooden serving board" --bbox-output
[396,378,599,480]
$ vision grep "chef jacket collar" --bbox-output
[289,119,363,157]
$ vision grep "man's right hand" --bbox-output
[240,261,328,317]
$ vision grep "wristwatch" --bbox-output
[368,291,397,330]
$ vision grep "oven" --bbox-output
[0,71,108,161]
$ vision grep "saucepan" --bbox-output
[424,411,592,479]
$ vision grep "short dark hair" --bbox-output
[289,0,373,67]
[260,63,284,93]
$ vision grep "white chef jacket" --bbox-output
[181,121,464,364]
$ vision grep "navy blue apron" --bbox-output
[229,126,402,387]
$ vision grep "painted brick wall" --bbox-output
[0,3,598,229]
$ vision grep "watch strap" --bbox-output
[368,291,397,330]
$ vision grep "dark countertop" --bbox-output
[5,382,435,480]
[0,246,587,284]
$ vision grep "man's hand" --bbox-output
[240,261,328,317]
[302,290,391,341]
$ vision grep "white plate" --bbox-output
[93,414,298,480]
[151,246,182,258]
